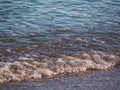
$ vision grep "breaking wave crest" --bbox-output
[0,51,119,84]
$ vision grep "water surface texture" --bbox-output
[0,0,120,83]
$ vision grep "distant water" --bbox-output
[0,0,120,83]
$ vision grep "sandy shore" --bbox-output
[0,66,120,90]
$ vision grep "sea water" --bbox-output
[0,0,120,83]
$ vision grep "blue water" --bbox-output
[0,0,120,58]
[0,0,120,84]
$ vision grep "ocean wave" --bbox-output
[0,51,119,84]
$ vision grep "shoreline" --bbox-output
[0,66,120,90]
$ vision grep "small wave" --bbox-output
[0,51,119,84]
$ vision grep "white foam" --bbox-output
[0,51,119,84]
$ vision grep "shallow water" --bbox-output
[0,0,120,83]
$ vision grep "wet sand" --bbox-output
[0,66,120,90]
